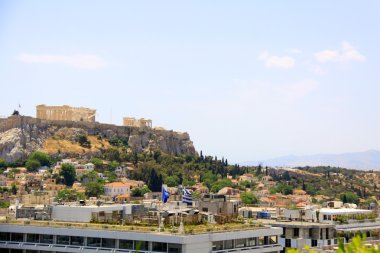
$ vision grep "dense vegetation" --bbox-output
[3,135,380,205]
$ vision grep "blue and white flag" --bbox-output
[162,184,170,203]
[182,187,192,205]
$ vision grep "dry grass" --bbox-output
[43,135,111,154]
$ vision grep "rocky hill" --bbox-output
[0,116,196,162]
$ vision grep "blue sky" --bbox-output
[0,1,379,163]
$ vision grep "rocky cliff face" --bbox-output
[0,116,197,162]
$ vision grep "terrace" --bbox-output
[0,217,266,235]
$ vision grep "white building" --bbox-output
[0,223,283,253]
[104,182,131,197]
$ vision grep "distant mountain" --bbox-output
[242,150,380,170]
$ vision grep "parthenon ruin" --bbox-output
[123,117,152,128]
[36,104,96,122]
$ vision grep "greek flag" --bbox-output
[182,187,192,205]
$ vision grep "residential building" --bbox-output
[104,182,131,197]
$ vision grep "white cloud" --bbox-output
[315,41,366,63]
[259,51,295,69]
[16,53,107,69]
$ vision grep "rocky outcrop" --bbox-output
[0,116,197,162]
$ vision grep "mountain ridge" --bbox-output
[242,149,380,170]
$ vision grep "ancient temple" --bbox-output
[36,104,96,122]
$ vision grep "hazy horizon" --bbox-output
[1,1,379,163]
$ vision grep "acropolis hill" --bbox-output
[0,114,196,162]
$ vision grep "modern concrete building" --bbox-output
[260,220,336,251]
[0,222,283,253]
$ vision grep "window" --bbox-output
[311,240,317,247]
[309,228,313,238]
[212,241,224,251]
[102,238,115,248]
[0,232,10,241]
[202,207,208,212]
[152,242,167,252]
[168,243,182,253]
[70,236,84,246]
[40,234,53,244]
[247,237,256,246]
[258,237,265,245]
[326,228,329,239]
[57,235,69,245]
[26,234,39,243]
[235,238,246,248]
[87,237,101,247]
[285,239,291,248]
[119,240,134,249]
[293,228,299,237]
[11,233,24,242]
[270,236,277,244]
[224,240,234,249]
[11,250,24,253]
[264,236,269,245]
[135,241,148,251]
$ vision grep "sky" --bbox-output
[0,1,379,163]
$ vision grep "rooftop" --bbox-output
[0,218,266,235]
[319,208,372,215]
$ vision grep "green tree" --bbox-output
[0,200,10,208]
[11,182,18,195]
[131,186,151,197]
[28,151,52,167]
[60,164,76,186]
[77,134,91,148]
[104,148,121,161]
[81,171,99,184]
[165,175,180,187]
[25,159,41,172]
[192,191,202,200]
[85,181,104,197]
[210,178,233,193]
[240,192,258,205]
[90,158,103,170]
[287,235,379,253]
[56,189,85,201]
[340,192,359,204]
[148,169,163,192]
[108,161,120,171]
[0,159,6,168]
[201,171,217,189]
